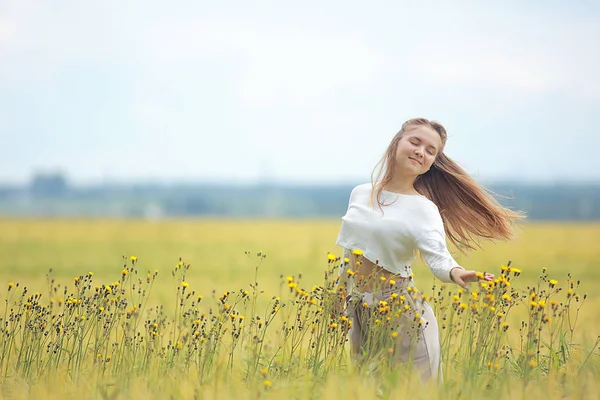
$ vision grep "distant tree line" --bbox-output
[0,173,598,220]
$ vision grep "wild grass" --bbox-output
[0,219,598,399]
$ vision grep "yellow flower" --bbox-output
[529,360,537,368]
[549,279,558,287]
[260,368,268,376]
[327,253,336,261]
[391,331,398,338]
[88,272,93,276]
[130,256,137,262]
[351,249,363,256]
[459,303,468,310]
[389,279,396,285]
[538,300,546,308]
[182,282,189,288]
[380,276,387,281]
[347,269,355,276]
[122,269,128,276]
[264,380,272,388]
[8,283,14,290]
[286,276,294,282]
[288,282,297,289]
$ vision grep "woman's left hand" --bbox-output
[450,268,494,289]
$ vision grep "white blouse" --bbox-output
[335,183,463,284]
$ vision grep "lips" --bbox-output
[409,157,422,165]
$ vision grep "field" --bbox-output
[0,219,599,399]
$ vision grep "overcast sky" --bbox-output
[1,0,599,186]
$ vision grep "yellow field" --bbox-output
[0,219,598,399]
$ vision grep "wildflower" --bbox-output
[286,276,294,282]
[352,249,363,256]
[88,272,93,276]
[8,283,14,290]
[363,302,369,308]
[459,303,468,310]
[181,282,189,288]
[501,265,508,272]
[122,269,128,277]
[327,253,336,262]
[511,268,522,276]
[538,300,546,309]
[288,282,297,289]
[330,323,338,329]
[549,279,558,287]
[389,279,396,286]
[130,256,137,262]
[542,315,551,324]
[343,257,349,263]
[404,305,411,311]
[476,272,484,279]
[497,312,504,318]
[260,368,268,376]
[529,360,537,368]
[347,269,355,276]
[502,322,509,331]
[380,276,387,282]
[502,294,511,301]
[264,380,272,388]
[530,301,538,308]
[198,295,203,301]
[106,356,111,362]
[471,291,478,301]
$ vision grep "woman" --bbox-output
[335,117,524,382]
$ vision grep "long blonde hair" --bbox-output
[371,117,525,252]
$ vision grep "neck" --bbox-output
[384,174,418,195]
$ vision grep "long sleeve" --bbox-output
[415,229,463,283]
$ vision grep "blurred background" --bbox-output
[1,0,599,220]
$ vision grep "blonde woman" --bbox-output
[335,117,524,381]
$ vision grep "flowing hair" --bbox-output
[370,118,525,253]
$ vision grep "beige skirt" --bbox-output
[345,280,443,382]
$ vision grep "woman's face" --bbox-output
[394,126,442,176]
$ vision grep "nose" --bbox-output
[414,147,424,158]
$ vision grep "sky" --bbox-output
[1,0,599,186]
